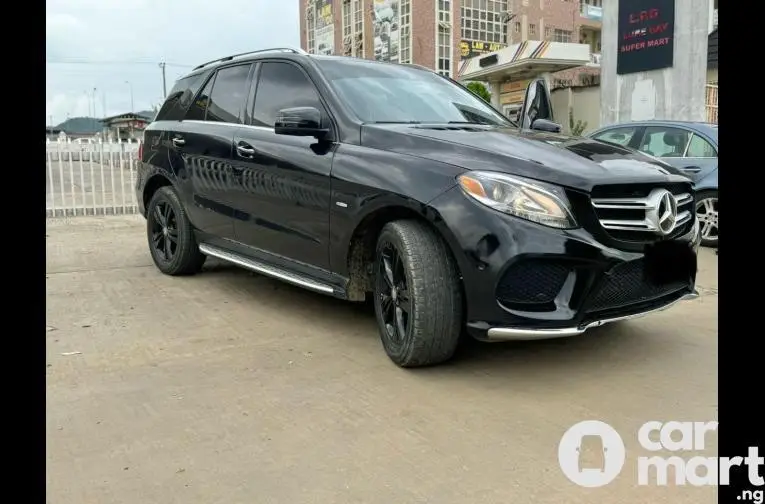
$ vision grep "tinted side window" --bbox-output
[685,134,717,157]
[638,127,691,158]
[184,76,215,121]
[206,64,251,124]
[252,62,324,127]
[593,127,638,147]
[155,72,208,121]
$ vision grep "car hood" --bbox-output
[360,124,691,192]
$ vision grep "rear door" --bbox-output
[171,63,253,239]
[635,125,714,182]
[230,60,335,269]
[679,130,718,183]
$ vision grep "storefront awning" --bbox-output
[458,40,591,82]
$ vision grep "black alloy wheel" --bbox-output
[146,186,206,276]
[372,220,463,368]
[150,201,178,263]
[377,241,411,346]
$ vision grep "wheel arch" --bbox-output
[142,173,174,211]
[342,199,465,302]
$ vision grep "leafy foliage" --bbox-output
[569,109,588,137]
[466,82,491,103]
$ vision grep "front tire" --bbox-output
[373,220,463,368]
[695,190,718,248]
[146,186,206,275]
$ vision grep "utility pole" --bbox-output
[125,81,134,113]
[159,62,167,98]
[92,87,97,118]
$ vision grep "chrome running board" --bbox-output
[485,291,699,341]
[199,243,335,295]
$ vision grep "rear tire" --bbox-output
[373,220,463,368]
[146,186,206,276]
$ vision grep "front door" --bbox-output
[231,61,334,270]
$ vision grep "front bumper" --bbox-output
[485,290,699,341]
[428,187,701,341]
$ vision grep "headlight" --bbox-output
[457,171,577,229]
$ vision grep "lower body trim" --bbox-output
[199,243,336,295]
[485,291,699,341]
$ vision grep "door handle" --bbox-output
[236,142,255,157]
[682,166,701,173]
[172,137,186,147]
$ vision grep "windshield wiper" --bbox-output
[371,120,421,124]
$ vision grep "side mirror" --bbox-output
[274,107,330,139]
[531,118,562,133]
[519,78,556,131]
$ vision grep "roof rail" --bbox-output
[192,47,309,71]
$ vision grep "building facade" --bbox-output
[299,0,602,86]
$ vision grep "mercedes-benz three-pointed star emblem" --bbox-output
[650,189,678,236]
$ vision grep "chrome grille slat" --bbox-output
[591,188,694,237]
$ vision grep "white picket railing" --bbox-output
[46,138,142,218]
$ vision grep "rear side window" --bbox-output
[206,64,251,124]
[184,76,215,121]
[155,72,208,121]
[251,62,324,127]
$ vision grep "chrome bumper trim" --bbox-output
[485,291,699,341]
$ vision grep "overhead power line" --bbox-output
[46,59,193,68]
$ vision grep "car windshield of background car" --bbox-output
[316,59,511,126]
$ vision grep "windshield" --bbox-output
[315,59,512,126]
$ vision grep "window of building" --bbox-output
[400,0,412,63]
[529,23,537,37]
[437,0,453,77]
[352,0,364,58]
[205,64,251,124]
[342,0,352,57]
[514,21,521,34]
[306,4,315,54]
[252,62,324,128]
[460,0,508,44]
[545,26,573,43]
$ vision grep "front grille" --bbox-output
[590,184,694,242]
[496,260,570,307]
[587,259,688,313]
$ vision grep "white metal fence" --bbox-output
[46,138,142,218]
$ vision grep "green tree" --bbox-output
[569,109,588,136]
[466,82,491,103]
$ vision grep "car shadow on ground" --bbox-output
[198,259,676,378]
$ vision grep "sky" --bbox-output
[46,0,300,125]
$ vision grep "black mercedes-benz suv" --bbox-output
[137,47,700,368]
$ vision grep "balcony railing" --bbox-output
[580,3,603,21]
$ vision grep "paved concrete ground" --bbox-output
[46,216,718,504]
[46,161,138,217]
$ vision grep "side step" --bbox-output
[198,243,335,295]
